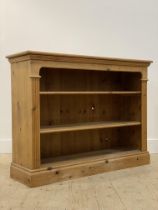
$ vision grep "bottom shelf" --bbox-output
[41,148,141,169]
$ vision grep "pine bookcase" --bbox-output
[7,51,152,187]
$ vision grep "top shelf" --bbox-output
[40,91,141,95]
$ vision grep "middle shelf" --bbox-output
[40,91,141,95]
[40,121,141,134]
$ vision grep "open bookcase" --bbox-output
[40,69,142,166]
[7,51,152,187]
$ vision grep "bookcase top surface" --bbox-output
[7,50,152,67]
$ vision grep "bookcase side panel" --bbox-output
[11,61,40,169]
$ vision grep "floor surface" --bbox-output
[1,154,158,210]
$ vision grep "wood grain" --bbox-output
[40,91,141,95]
[7,51,151,187]
[40,121,141,134]
[3,154,158,209]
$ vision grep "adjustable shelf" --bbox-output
[40,121,141,134]
[7,51,152,187]
[40,91,141,95]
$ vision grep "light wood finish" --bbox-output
[11,151,149,187]
[41,148,142,168]
[11,61,40,169]
[141,78,148,151]
[7,50,152,66]
[40,91,141,95]
[7,51,152,187]
[2,154,158,210]
[40,121,141,134]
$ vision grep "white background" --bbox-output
[0,0,158,153]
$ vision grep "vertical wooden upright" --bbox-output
[141,69,148,151]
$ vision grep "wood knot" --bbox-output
[32,106,36,111]
[47,167,53,170]
[55,171,59,175]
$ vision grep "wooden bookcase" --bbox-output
[7,51,152,187]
